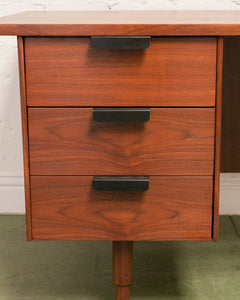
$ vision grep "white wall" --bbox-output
[0,1,240,214]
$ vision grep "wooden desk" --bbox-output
[0,11,239,300]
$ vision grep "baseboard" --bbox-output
[220,173,240,215]
[0,172,239,214]
[0,171,25,213]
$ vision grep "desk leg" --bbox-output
[113,241,133,300]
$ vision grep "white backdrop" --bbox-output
[0,0,240,213]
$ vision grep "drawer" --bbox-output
[25,37,217,107]
[30,176,213,241]
[28,108,215,176]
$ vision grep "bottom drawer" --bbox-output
[30,176,213,241]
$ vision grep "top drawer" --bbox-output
[24,37,217,107]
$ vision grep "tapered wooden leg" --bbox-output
[113,241,133,300]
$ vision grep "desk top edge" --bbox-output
[0,11,240,36]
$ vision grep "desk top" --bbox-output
[0,10,240,36]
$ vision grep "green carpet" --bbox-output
[0,215,239,299]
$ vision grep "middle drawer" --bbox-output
[28,108,215,176]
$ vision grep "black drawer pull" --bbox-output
[93,108,150,122]
[93,176,149,191]
[91,36,151,49]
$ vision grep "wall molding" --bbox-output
[0,171,24,186]
[0,172,239,214]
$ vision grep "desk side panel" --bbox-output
[213,37,223,241]
[17,36,32,241]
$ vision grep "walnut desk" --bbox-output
[0,10,240,300]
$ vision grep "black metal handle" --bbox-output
[93,176,149,191]
[91,36,151,49]
[93,108,150,122]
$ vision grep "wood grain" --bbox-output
[30,176,213,241]
[221,37,240,172]
[213,37,223,241]
[115,286,130,300]
[28,108,215,176]
[25,37,217,107]
[113,241,133,300]
[1,11,240,36]
[17,37,32,241]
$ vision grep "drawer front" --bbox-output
[31,176,213,241]
[25,37,217,107]
[28,108,215,176]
